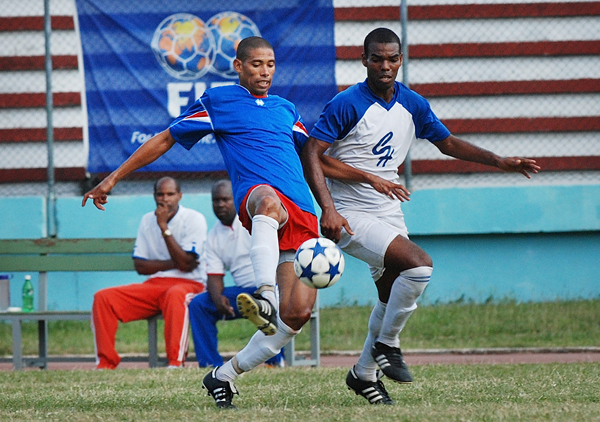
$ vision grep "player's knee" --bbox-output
[385,238,433,271]
[405,248,432,270]
[255,195,280,219]
[280,306,312,331]
[419,253,433,269]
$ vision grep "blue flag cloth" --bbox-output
[75,0,337,173]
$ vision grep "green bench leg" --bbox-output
[38,320,48,369]
[12,319,22,370]
[148,315,159,368]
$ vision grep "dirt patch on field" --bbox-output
[2,348,598,371]
[321,348,600,367]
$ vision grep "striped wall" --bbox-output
[0,0,599,188]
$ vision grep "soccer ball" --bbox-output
[294,238,345,289]
[151,13,216,80]
[207,11,261,79]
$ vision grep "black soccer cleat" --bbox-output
[346,366,394,405]
[237,293,277,336]
[202,367,239,409]
[371,341,413,383]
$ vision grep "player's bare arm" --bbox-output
[306,136,410,202]
[435,134,541,178]
[320,154,410,202]
[81,130,177,210]
[302,137,353,242]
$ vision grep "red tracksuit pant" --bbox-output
[91,277,205,369]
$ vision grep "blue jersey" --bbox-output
[310,80,450,214]
[169,84,315,215]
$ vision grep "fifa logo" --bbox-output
[150,11,261,117]
[372,132,395,167]
[151,12,261,81]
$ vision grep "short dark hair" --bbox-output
[211,179,232,197]
[154,176,180,193]
[236,36,273,62]
[363,28,401,56]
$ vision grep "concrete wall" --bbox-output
[1,184,599,310]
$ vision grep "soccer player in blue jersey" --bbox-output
[303,28,540,405]
[83,37,319,409]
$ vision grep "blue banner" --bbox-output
[75,0,337,173]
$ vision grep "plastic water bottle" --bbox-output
[22,275,34,312]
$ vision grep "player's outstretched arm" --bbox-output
[435,134,541,178]
[496,156,541,179]
[82,130,177,210]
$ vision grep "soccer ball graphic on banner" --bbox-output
[294,238,345,289]
[151,14,216,80]
[207,11,261,79]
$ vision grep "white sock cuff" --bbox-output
[252,214,279,230]
[278,315,301,336]
[400,266,433,282]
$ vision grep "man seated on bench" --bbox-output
[189,180,284,368]
[92,176,207,369]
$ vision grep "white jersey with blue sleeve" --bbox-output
[169,84,315,216]
[311,80,450,215]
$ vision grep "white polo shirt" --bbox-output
[205,215,255,288]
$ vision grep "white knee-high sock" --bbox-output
[377,266,432,348]
[216,316,299,382]
[355,300,387,382]
[250,214,279,306]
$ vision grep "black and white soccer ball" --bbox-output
[294,237,345,289]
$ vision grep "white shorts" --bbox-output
[278,250,296,265]
[338,210,409,281]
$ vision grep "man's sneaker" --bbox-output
[202,368,238,409]
[371,341,413,383]
[346,366,394,405]
[237,293,277,336]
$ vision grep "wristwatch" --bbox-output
[162,229,172,238]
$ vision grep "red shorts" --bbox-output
[239,185,319,251]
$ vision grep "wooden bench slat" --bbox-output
[0,255,134,272]
[0,238,135,254]
[0,312,90,321]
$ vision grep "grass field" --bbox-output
[1,300,599,420]
[1,363,599,421]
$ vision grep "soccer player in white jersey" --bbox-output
[83,37,319,409]
[303,28,540,405]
